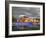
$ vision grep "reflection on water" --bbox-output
[12,22,40,31]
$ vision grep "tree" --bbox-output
[12,16,17,22]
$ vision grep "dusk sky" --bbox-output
[12,7,40,18]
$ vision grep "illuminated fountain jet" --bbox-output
[19,15,26,18]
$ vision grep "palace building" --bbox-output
[17,16,40,24]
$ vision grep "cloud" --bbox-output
[12,7,40,18]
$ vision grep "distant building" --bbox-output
[17,16,40,24]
